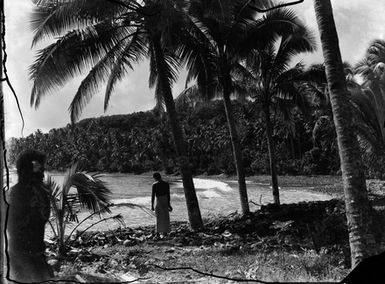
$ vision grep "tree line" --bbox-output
[7,100,337,175]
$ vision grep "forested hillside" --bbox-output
[8,101,341,176]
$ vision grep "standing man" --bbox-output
[151,173,172,238]
[7,150,53,282]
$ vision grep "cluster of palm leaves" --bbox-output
[45,163,153,255]
[45,163,114,254]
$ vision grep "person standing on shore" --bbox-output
[151,173,172,238]
[6,150,54,282]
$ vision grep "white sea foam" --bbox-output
[111,197,150,205]
[197,190,221,199]
[170,193,186,201]
[228,180,254,185]
[174,178,232,192]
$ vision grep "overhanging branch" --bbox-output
[249,0,305,12]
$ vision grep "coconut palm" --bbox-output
[29,0,203,229]
[235,23,316,204]
[313,0,376,267]
[180,0,318,212]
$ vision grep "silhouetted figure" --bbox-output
[7,150,54,282]
[151,173,172,237]
[341,251,385,284]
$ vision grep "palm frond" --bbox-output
[176,27,218,100]
[68,34,134,123]
[272,27,316,76]
[104,31,148,112]
[175,84,201,109]
[295,63,326,84]
[30,22,133,108]
[148,46,158,90]
[45,175,61,199]
[62,163,79,196]
[238,7,306,55]
[70,172,112,213]
[31,0,123,47]
[350,87,383,139]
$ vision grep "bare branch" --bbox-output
[249,0,305,12]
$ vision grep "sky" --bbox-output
[3,0,385,139]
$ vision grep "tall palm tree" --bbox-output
[29,0,203,229]
[237,26,316,204]
[313,0,376,267]
[182,0,316,212]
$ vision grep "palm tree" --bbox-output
[313,0,377,267]
[29,0,203,229]
[45,163,114,255]
[306,62,385,177]
[355,39,385,142]
[181,0,316,212]
[46,163,153,256]
[237,26,316,204]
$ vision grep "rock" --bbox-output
[75,274,87,283]
[48,259,59,266]
[165,249,175,253]
[48,259,60,271]
[222,230,232,238]
[109,259,119,268]
[119,273,138,282]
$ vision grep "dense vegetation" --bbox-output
[9,100,340,176]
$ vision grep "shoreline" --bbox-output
[64,174,339,234]
[44,174,385,241]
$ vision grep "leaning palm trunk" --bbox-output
[152,38,203,230]
[263,104,280,205]
[221,59,249,215]
[313,0,377,267]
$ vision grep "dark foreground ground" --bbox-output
[49,176,385,283]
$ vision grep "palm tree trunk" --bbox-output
[152,38,203,230]
[220,60,249,215]
[263,104,280,205]
[289,134,295,159]
[58,209,66,256]
[313,0,377,267]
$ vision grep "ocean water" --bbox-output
[6,171,332,235]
